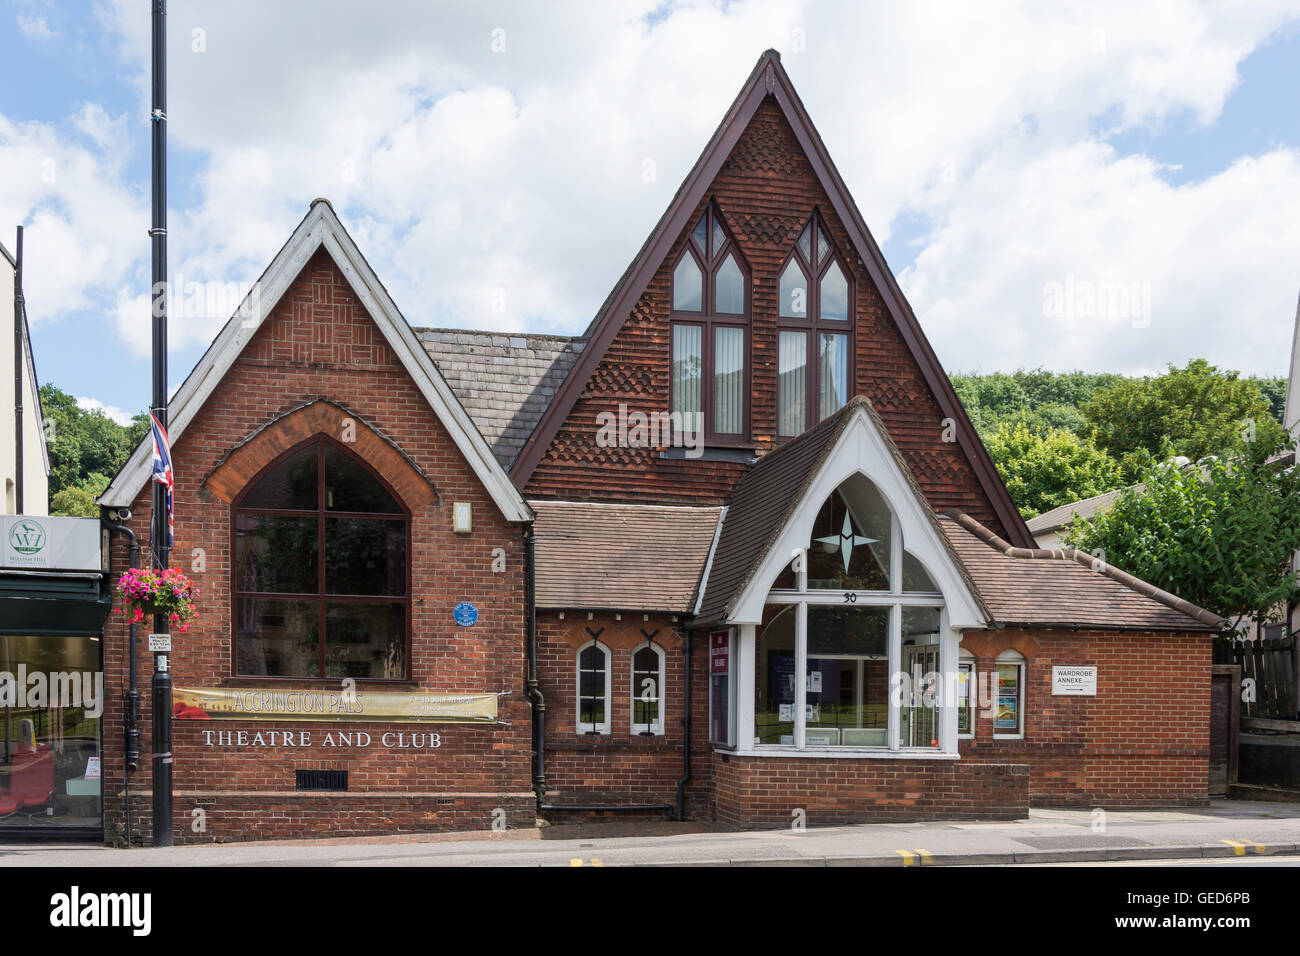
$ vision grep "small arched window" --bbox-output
[777,212,854,436]
[232,436,409,680]
[576,641,611,735]
[670,202,750,443]
[631,642,666,736]
[994,649,1026,739]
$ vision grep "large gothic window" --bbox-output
[670,202,750,443]
[776,212,853,437]
[233,436,409,680]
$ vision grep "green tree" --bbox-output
[40,383,148,517]
[985,418,1126,519]
[1082,359,1286,480]
[1065,437,1300,629]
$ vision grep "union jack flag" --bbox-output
[150,413,174,548]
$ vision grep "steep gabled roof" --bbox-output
[99,200,532,523]
[697,396,987,627]
[509,49,1034,548]
[416,328,585,469]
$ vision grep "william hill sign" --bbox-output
[0,516,102,571]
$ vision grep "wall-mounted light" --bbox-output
[452,502,473,534]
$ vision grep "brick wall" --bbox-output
[103,249,533,844]
[536,612,687,811]
[959,629,1212,807]
[525,98,1008,538]
[712,756,1029,827]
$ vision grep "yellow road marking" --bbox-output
[570,858,584,866]
[590,858,604,867]
[1219,839,1247,856]
[896,849,916,866]
[916,849,933,864]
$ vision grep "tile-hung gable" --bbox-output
[88,52,1225,846]
[513,50,1033,546]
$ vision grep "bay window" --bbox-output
[777,214,853,437]
[670,203,750,443]
[746,474,956,753]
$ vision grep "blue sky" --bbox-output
[4,1,1300,423]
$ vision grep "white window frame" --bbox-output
[738,488,960,758]
[576,640,612,735]
[957,654,975,739]
[630,642,666,736]
[992,650,1026,740]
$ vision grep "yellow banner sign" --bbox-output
[173,686,498,723]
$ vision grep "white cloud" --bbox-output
[16,12,55,40]
[0,107,145,329]
[901,138,1300,375]
[13,0,1300,375]
[75,396,135,425]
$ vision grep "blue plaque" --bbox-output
[453,602,479,627]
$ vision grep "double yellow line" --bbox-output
[895,848,934,866]
[1219,839,1265,856]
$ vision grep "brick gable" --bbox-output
[103,249,533,844]
[524,98,1010,535]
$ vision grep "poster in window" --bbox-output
[769,653,796,704]
[994,698,1018,730]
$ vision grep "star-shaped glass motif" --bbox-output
[815,513,877,573]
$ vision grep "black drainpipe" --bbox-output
[523,524,546,810]
[13,225,24,514]
[103,519,141,847]
[673,627,692,821]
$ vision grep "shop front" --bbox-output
[0,515,111,840]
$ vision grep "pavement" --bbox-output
[3,800,1300,866]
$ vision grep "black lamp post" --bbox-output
[149,0,173,849]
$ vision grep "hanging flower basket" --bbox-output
[117,567,200,631]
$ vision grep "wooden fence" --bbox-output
[1217,635,1296,721]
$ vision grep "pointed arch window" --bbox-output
[777,213,854,437]
[232,436,410,680]
[670,202,750,443]
[756,475,951,752]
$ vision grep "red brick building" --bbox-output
[91,51,1222,844]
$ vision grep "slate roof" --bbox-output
[531,500,724,613]
[416,329,584,469]
[943,512,1223,632]
[1026,488,1129,535]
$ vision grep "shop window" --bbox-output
[0,634,102,829]
[750,473,951,752]
[232,436,409,680]
[631,643,665,736]
[777,212,854,437]
[957,654,975,738]
[994,651,1025,739]
[669,202,750,444]
[576,641,611,735]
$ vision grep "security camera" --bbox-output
[114,508,133,522]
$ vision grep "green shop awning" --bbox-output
[0,571,112,635]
